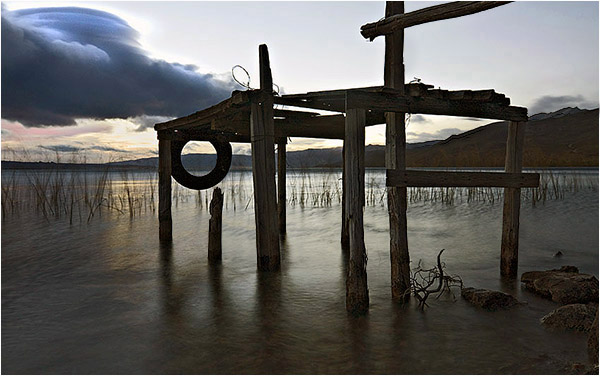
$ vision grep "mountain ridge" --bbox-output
[3,107,598,170]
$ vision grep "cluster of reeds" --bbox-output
[524,169,598,206]
[2,162,597,224]
[288,169,340,207]
[1,164,158,224]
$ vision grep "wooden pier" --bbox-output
[154,1,539,313]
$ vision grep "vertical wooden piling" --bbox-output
[501,121,526,277]
[277,139,287,235]
[341,142,350,249]
[158,138,172,242]
[208,187,224,263]
[384,1,411,301]
[250,44,281,271]
[345,106,369,314]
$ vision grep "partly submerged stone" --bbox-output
[540,303,597,332]
[521,266,598,305]
[461,287,519,310]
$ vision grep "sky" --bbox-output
[1,1,598,162]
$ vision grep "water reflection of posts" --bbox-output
[255,272,286,372]
[159,242,182,316]
[208,264,228,327]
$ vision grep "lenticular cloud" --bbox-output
[1,6,235,127]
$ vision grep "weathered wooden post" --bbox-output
[501,121,526,277]
[277,139,287,235]
[158,138,172,242]
[345,103,369,314]
[208,187,224,263]
[250,44,281,271]
[384,1,411,301]
[341,142,350,249]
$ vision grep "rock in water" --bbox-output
[461,287,519,310]
[521,266,598,304]
[590,310,599,364]
[541,303,597,332]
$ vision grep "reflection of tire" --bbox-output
[170,138,232,190]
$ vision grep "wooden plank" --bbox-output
[213,114,345,139]
[208,187,224,264]
[346,89,528,121]
[385,1,411,303]
[361,1,511,40]
[501,121,527,277]
[158,139,172,242]
[277,140,286,235]
[212,112,386,140]
[157,85,513,133]
[251,44,280,271]
[345,106,369,314]
[276,115,347,139]
[280,85,383,100]
[386,170,539,188]
[273,109,319,118]
[274,96,346,113]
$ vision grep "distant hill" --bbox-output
[2,107,597,170]
[406,107,598,167]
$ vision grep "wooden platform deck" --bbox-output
[154,83,526,142]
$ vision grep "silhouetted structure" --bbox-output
[154,1,539,314]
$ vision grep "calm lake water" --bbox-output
[2,168,598,374]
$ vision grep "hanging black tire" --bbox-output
[170,138,232,190]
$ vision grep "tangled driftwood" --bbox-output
[410,249,463,309]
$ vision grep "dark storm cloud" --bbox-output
[529,95,598,115]
[1,7,236,127]
[128,115,171,132]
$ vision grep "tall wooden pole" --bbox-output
[345,105,369,314]
[277,139,287,235]
[501,121,525,277]
[250,44,281,271]
[385,1,411,301]
[341,142,350,249]
[158,138,172,242]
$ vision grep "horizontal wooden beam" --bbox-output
[274,96,346,113]
[273,109,319,118]
[361,1,511,40]
[346,90,527,121]
[387,170,540,188]
[281,86,383,100]
[157,128,250,143]
[213,111,386,140]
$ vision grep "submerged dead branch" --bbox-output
[410,249,463,309]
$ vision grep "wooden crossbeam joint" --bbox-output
[386,170,540,188]
[346,89,527,121]
[361,1,512,40]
